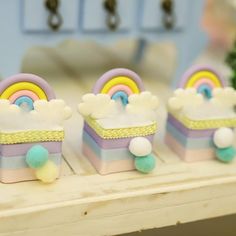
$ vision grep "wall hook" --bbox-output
[161,0,175,30]
[45,0,63,31]
[103,0,120,31]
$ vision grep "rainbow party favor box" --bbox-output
[166,65,236,163]
[78,68,159,174]
[0,74,71,183]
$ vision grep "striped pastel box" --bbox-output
[0,141,62,183]
[79,69,159,175]
[82,117,157,174]
[0,74,71,183]
[166,65,236,162]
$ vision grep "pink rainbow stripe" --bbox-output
[9,90,40,103]
[93,68,145,94]
[179,65,226,88]
[108,84,133,96]
[193,78,216,89]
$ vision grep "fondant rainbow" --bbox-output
[179,65,226,98]
[80,68,158,175]
[0,73,71,183]
[0,73,55,110]
[93,68,144,105]
[166,65,236,163]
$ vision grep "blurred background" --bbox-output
[2,0,236,86]
[2,0,236,235]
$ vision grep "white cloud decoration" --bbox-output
[211,87,236,108]
[168,88,204,111]
[0,99,72,131]
[126,92,159,113]
[124,92,159,121]
[78,93,117,119]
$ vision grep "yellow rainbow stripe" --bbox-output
[101,76,140,94]
[0,82,48,100]
[185,71,222,88]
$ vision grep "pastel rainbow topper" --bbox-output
[0,73,55,110]
[179,65,226,99]
[93,68,144,105]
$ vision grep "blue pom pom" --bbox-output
[134,154,156,173]
[216,146,236,163]
[26,145,49,168]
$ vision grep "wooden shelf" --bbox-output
[1,74,236,236]
[1,136,236,236]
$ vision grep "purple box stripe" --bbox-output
[167,114,216,138]
[84,123,154,149]
[0,141,62,157]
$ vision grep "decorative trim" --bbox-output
[0,130,64,144]
[169,112,236,130]
[85,117,157,139]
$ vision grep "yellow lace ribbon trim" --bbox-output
[85,117,157,139]
[170,112,236,130]
[0,130,64,144]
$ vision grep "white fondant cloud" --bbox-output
[77,92,160,128]
[168,88,204,111]
[78,93,117,119]
[211,87,236,108]
[126,92,159,120]
[0,99,72,131]
[168,87,236,120]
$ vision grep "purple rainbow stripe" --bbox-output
[0,73,56,100]
[178,65,226,88]
[92,68,145,94]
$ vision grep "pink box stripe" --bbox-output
[82,143,135,175]
[165,132,215,162]
[0,167,61,183]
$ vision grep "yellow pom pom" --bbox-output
[35,160,59,183]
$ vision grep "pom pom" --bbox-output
[129,137,152,156]
[213,127,234,148]
[35,160,59,183]
[216,146,236,163]
[135,155,156,173]
[26,145,49,168]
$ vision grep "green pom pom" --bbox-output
[134,154,156,173]
[26,145,49,168]
[216,146,236,163]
